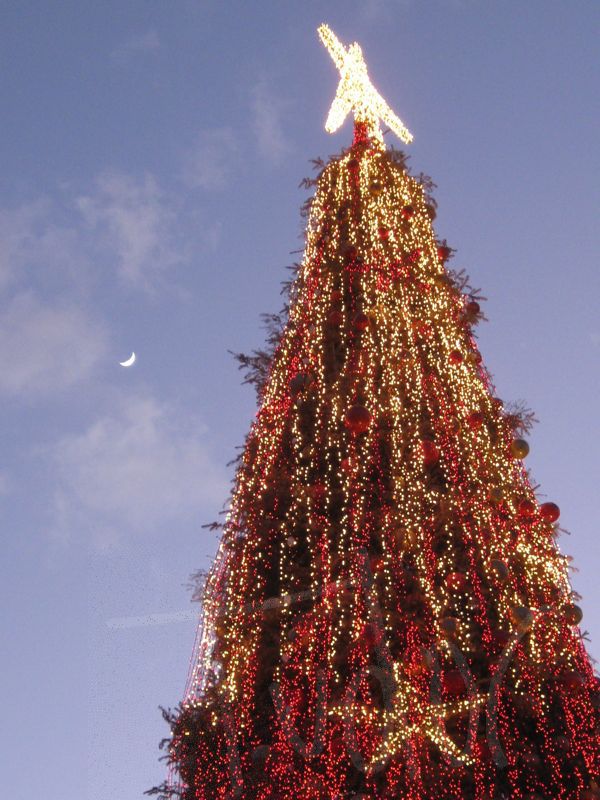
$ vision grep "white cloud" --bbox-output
[111,30,161,62]
[0,200,44,291]
[250,79,291,164]
[0,291,108,397]
[0,199,87,295]
[0,171,189,296]
[182,128,238,190]
[76,172,187,291]
[49,395,228,549]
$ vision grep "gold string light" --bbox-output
[168,26,599,797]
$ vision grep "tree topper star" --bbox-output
[318,23,413,147]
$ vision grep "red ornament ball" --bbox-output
[465,300,481,316]
[330,290,343,303]
[564,603,583,625]
[421,439,440,466]
[370,556,384,574]
[518,498,537,519]
[344,404,371,435]
[340,457,354,474]
[449,349,463,364]
[467,411,485,430]
[443,669,466,696]
[562,670,584,690]
[343,245,358,263]
[540,501,560,522]
[327,310,343,327]
[310,482,327,502]
[353,311,369,331]
[378,226,390,240]
[402,204,415,219]
[437,244,452,262]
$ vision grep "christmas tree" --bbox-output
[150,24,600,800]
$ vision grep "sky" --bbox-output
[1,1,598,798]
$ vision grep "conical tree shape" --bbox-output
[156,128,600,799]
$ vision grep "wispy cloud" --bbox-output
[49,394,228,550]
[0,291,108,398]
[76,171,187,291]
[110,30,161,63]
[107,609,198,629]
[0,199,44,292]
[250,79,292,165]
[1,170,188,297]
[182,127,238,190]
[0,198,88,296]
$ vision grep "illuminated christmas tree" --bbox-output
[150,24,600,800]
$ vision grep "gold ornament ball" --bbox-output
[511,439,530,459]
[510,605,533,632]
[491,558,509,582]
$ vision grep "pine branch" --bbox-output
[503,399,538,434]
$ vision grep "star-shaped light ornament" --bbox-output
[329,662,486,770]
[318,23,413,148]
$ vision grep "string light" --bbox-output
[162,24,600,800]
[329,661,486,768]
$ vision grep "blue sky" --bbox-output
[1,2,598,798]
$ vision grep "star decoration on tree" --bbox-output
[329,662,486,769]
[318,23,413,147]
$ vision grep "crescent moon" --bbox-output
[119,352,136,367]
